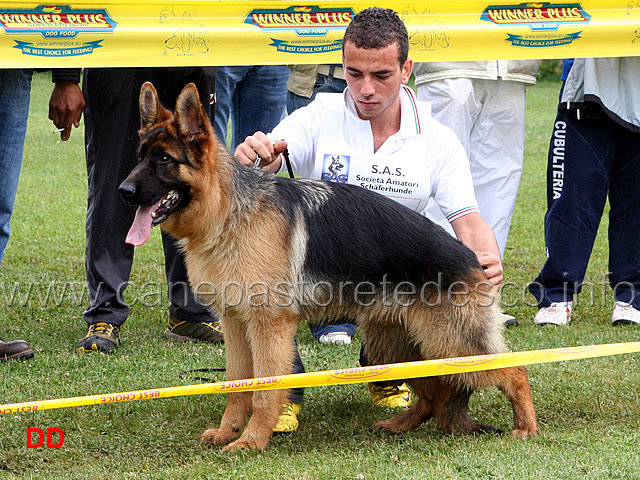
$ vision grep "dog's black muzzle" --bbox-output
[118,178,142,207]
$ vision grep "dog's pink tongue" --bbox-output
[126,205,155,246]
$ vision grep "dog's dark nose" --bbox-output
[118,180,139,205]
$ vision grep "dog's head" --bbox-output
[119,82,214,246]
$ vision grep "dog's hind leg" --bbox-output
[362,320,439,433]
[200,315,253,447]
[401,305,508,435]
[433,380,499,434]
[371,376,496,435]
[370,377,436,433]
[222,309,300,453]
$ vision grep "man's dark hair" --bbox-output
[342,7,409,66]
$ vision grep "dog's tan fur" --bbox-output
[123,82,538,452]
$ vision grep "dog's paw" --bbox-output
[474,423,502,435]
[369,419,405,434]
[199,428,239,446]
[221,437,268,453]
[510,427,539,439]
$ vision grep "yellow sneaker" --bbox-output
[369,383,412,408]
[165,314,224,343]
[273,402,301,434]
[77,322,120,353]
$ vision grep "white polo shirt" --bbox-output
[270,85,478,221]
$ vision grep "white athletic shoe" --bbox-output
[611,301,640,326]
[318,332,352,345]
[534,302,573,326]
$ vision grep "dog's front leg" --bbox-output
[200,315,253,447]
[222,309,299,453]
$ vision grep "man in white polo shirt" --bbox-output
[234,7,502,432]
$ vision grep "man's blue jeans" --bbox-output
[0,69,32,263]
[286,68,346,114]
[214,65,289,151]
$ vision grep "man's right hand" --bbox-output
[233,131,287,174]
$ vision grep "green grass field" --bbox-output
[1,72,639,479]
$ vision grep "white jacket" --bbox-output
[560,57,640,131]
[414,60,540,86]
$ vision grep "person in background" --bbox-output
[0,69,35,362]
[214,65,289,151]
[287,64,347,114]
[413,60,540,327]
[529,57,640,326]
[49,67,223,353]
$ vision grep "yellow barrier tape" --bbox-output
[0,1,639,68]
[2,341,639,414]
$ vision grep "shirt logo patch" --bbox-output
[321,154,349,183]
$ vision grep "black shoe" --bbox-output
[77,322,120,353]
[0,336,34,362]
[165,314,224,343]
[499,312,519,328]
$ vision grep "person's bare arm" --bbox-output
[450,212,503,286]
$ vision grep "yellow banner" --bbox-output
[1,341,639,414]
[0,1,639,68]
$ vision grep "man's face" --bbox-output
[342,40,412,121]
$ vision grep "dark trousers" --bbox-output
[82,67,218,326]
[529,104,640,308]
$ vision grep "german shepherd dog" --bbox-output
[119,82,538,452]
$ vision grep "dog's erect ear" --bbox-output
[175,83,208,141]
[139,82,171,130]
